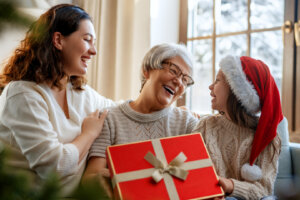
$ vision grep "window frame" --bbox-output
[179,0,300,141]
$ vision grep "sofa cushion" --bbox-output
[274,117,293,195]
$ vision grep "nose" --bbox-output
[173,75,185,88]
[209,83,214,90]
[89,44,97,55]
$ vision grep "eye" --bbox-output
[169,67,178,75]
[84,35,92,42]
[182,76,188,84]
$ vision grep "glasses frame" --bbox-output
[162,61,195,87]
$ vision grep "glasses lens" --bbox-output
[163,61,194,86]
[169,65,180,76]
[183,75,194,86]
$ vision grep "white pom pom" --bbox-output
[241,163,262,182]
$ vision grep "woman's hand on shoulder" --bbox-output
[179,106,201,119]
[81,109,108,139]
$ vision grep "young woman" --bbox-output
[82,43,199,197]
[194,56,282,200]
[0,4,114,196]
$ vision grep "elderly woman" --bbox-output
[82,43,198,195]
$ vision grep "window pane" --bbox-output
[216,0,247,34]
[187,39,212,114]
[251,0,284,29]
[251,30,283,95]
[216,34,247,70]
[188,0,213,38]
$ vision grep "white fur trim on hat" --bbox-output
[219,56,260,114]
[241,163,262,182]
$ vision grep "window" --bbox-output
[180,0,300,142]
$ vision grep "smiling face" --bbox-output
[141,56,191,111]
[209,70,231,113]
[57,19,96,76]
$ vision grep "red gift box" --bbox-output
[106,133,224,200]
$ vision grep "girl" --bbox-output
[193,56,282,200]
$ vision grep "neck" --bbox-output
[47,76,68,91]
[59,76,68,87]
[130,95,164,114]
[224,112,231,121]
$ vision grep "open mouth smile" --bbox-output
[163,85,175,95]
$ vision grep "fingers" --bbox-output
[193,112,201,119]
[90,109,99,117]
[99,167,111,177]
[219,177,226,185]
[218,176,234,194]
[98,109,108,120]
[88,109,108,119]
[179,106,188,111]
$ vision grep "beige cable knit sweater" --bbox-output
[193,114,281,200]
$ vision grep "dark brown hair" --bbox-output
[226,89,259,130]
[0,4,91,92]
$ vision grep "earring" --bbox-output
[219,111,225,115]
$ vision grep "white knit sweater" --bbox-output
[0,81,114,196]
[89,100,199,158]
[193,114,281,200]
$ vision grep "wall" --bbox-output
[0,0,71,70]
[0,26,26,68]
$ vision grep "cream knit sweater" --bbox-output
[0,81,115,196]
[89,100,198,158]
[193,114,281,200]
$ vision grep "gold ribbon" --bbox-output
[111,138,213,200]
[144,151,188,183]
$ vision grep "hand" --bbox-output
[218,176,234,194]
[97,172,113,198]
[81,109,108,139]
[97,167,112,198]
[98,167,111,178]
[179,106,201,119]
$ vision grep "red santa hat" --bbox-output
[219,55,283,181]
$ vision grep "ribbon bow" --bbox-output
[144,151,189,183]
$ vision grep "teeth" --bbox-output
[163,86,174,95]
[81,58,90,63]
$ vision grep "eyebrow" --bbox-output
[168,61,191,76]
[83,33,96,40]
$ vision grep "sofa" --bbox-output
[274,117,300,199]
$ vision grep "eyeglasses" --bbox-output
[162,61,194,87]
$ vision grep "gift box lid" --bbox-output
[106,133,224,200]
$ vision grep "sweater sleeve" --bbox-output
[1,92,79,179]
[89,115,113,158]
[230,136,281,199]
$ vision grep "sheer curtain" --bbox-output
[79,0,150,101]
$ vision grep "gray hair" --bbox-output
[140,43,194,91]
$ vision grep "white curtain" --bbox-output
[79,0,150,101]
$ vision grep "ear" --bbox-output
[143,69,150,79]
[52,32,63,50]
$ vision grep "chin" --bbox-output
[158,100,172,108]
